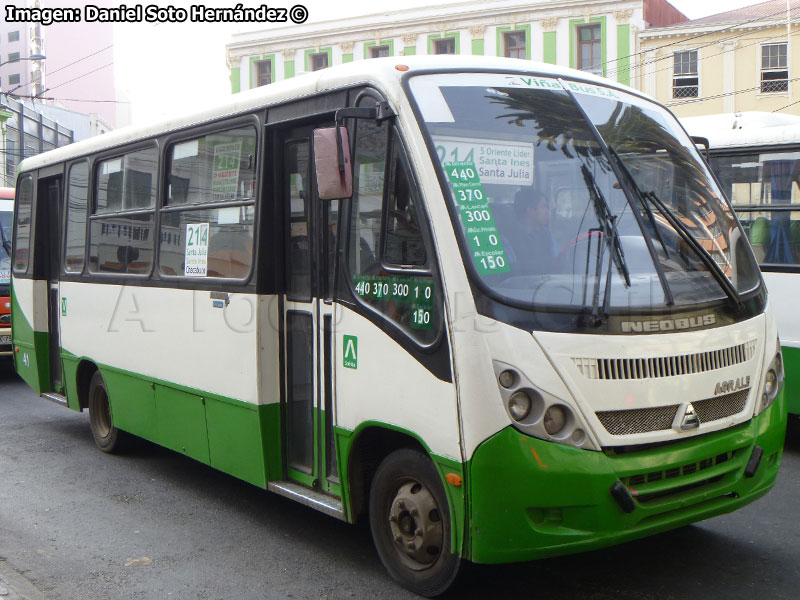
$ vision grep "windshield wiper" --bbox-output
[639,189,742,308]
[580,164,631,325]
[0,225,10,256]
[606,146,675,307]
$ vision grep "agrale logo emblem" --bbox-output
[677,403,701,431]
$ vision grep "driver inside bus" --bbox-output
[507,187,558,273]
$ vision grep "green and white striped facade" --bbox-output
[226,0,687,94]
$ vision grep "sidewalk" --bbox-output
[0,561,45,600]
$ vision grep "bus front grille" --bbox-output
[596,389,750,435]
[620,449,745,504]
[573,339,756,380]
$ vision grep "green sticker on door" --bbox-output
[343,335,358,369]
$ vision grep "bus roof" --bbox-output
[17,55,649,175]
[681,111,800,149]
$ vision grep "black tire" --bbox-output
[369,448,462,597]
[88,370,126,453]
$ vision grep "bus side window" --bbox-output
[64,161,88,273]
[89,147,158,275]
[12,176,34,274]
[347,124,439,343]
[384,143,426,267]
[159,125,257,280]
[349,119,387,276]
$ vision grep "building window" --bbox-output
[8,74,20,86]
[254,59,271,87]
[309,52,328,71]
[7,52,20,63]
[8,31,20,43]
[577,23,601,74]
[433,37,456,55]
[672,50,698,98]
[370,45,391,58]
[761,43,788,93]
[504,31,527,59]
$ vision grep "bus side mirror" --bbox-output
[691,135,710,162]
[314,126,353,200]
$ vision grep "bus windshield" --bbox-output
[409,73,761,313]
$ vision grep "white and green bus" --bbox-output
[11,57,786,596]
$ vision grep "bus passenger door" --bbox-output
[41,177,63,392]
[279,126,341,499]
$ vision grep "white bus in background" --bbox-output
[11,57,787,596]
[683,112,800,416]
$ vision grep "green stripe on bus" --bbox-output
[10,286,50,393]
[782,345,800,415]
[468,403,785,563]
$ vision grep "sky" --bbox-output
[108,0,775,126]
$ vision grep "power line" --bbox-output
[45,45,114,79]
[607,14,799,79]
[666,75,800,107]
[626,24,799,87]
[772,95,800,112]
[45,62,114,92]
[603,5,796,72]
[4,93,130,104]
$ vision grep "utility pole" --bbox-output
[29,0,46,99]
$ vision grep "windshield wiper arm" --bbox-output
[606,145,675,307]
[581,165,631,287]
[641,189,742,308]
[580,165,631,325]
[607,147,671,258]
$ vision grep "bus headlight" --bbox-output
[493,361,598,451]
[754,339,784,416]
[544,405,567,435]
[508,391,532,421]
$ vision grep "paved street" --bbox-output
[1,363,799,599]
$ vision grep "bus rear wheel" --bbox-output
[369,448,462,597]
[88,371,126,453]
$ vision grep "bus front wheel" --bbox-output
[88,371,125,453]
[369,448,462,597]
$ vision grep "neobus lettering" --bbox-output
[621,314,717,333]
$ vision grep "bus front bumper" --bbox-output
[0,326,12,357]
[467,393,786,564]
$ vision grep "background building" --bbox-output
[638,0,800,117]
[226,0,687,93]
[0,96,73,187]
[1,0,125,127]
